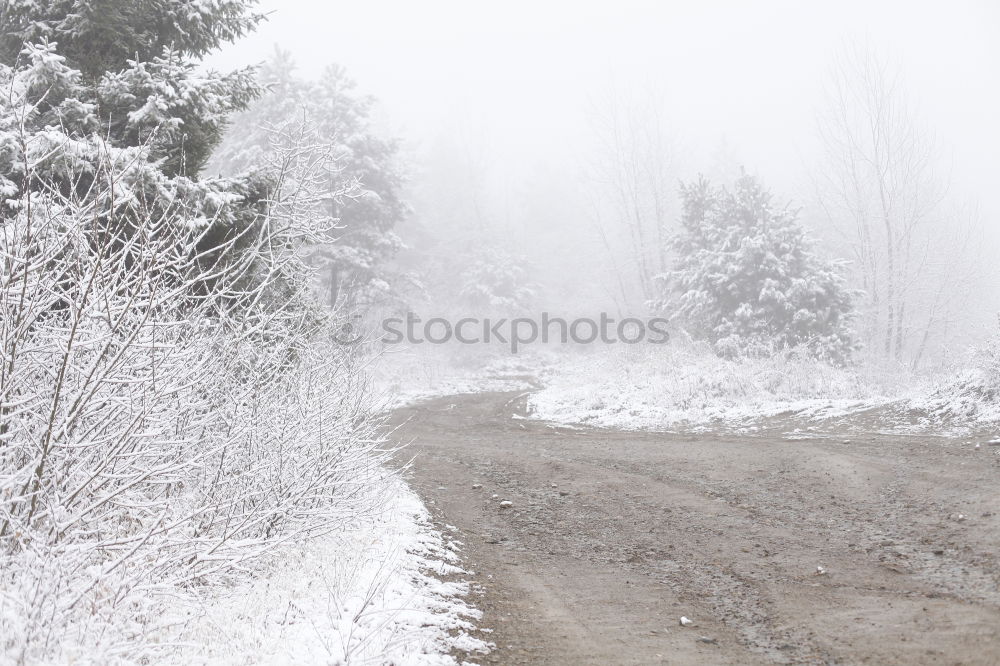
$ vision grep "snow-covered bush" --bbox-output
[0,6,442,663]
[0,96,387,666]
[661,173,857,364]
[977,324,1000,390]
[459,246,538,315]
[910,321,1000,425]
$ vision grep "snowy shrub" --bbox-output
[459,246,538,315]
[0,6,409,663]
[662,173,857,364]
[0,111,387,666]
[977,326,1000,390]
[911,322,1000,425]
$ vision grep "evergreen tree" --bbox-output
[1,0,264,81]
[459,247,538,316]
[0,0,262,176]
[666,173,857,363]
[210,51,407,310]
[0,1,323,314]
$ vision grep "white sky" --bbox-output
[209,0,999,200]
[208,0,1000,325]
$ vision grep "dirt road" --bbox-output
[389,391,1000,665]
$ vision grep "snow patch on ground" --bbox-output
[158,477,490,665]
[373,348,540,409]
[907,368,1000,430]
[370,340,1000,436]
[527,343,1000,436]
[527,346,909,433]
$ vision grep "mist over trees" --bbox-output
[663,174,856,363]
[211,50,407,311]
[1,1,999,662]
[386,73,989,367]
[387,124,548,320]
[815,44,985,369]
[377,41,994,369]
[459,246,539,316]
[586,87,678,310]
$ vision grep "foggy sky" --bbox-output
[207,0,1000,325]
[209,1,998,195]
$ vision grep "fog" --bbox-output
[6,2,1000,660]
[209,0,998,195]
[209,0,1000,351]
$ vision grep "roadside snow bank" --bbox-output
[907,337,1000,427]
[160,477,489,665]
[528,345,905,431]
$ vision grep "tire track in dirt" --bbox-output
[389,391,1000,665]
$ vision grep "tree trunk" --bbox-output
[329,265,340,309]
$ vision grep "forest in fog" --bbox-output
[2,1,998,664]
[208,0,999,372]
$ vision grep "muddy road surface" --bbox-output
[388,391,1000,665]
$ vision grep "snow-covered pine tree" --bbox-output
[0,0,264,81]
[667,173,857,363]
[0,0,262,175]
[210,50,407,310]
[459,246,538,316]
[0,1,324,315]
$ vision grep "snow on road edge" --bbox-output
[161,476,490,665]
[526,348,894,431]
[527,347,1000,435]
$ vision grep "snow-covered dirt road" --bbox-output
[389,391,1000,665]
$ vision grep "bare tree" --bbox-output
[587,83,678,308]
[815,43,980,367]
